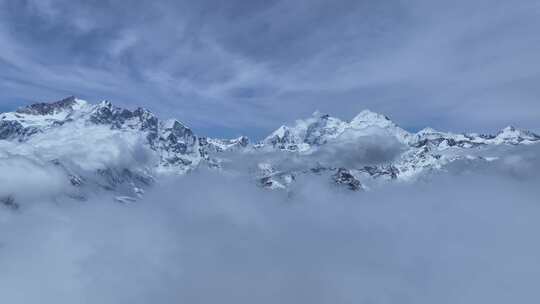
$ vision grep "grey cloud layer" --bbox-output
[0,0,539,138]
[1,144,540,303]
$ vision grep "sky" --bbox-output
[0,0,539,138]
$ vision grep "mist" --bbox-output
[1,145,540,303]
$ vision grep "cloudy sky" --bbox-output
[0,0,539,138]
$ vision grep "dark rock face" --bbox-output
[304,115,338,145]
[259,176,276,188]
[96,168,154,193]
[412,137,485,149]
[0,121,40,141]
[266,128,298,150]
[237,136,249,147]
[90,101,115,125]
[159,121,197,155]
[69,174,85,187]
[198,137,211,160]
[90,102,158,132]
[133,108,159,133]
[258,172,295,189]
[0,120,23,139]
[199,136,250,154]
[161,155,193,167]
[361,165,399,179]
[333,168,362,191]
[310,165,329,174]
[17,96,78,115]
[165,121,196,146]
[89,102,161,149]
[1,195,19,210]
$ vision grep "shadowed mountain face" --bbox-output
[16,96,80,115]
[1,96,539,204]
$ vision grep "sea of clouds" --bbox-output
[1,144,540,303]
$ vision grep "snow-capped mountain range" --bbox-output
[1,96,539,205]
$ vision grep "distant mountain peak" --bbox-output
[349,110,395,129]
[416,127,439,135]
[162,119,189,131]
[502,125,516,132]
[493,125,540,144]
[262,109,412,151]
[97,100,113,109]
[16,96,86,115]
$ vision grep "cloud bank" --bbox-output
[1,144,540,303]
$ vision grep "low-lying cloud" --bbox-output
[1,145,540,303]
[0,154,66,201]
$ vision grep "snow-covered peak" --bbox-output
[0,97,93,133]
[162,119,188,131]
[502,125,516,132]
[348,110,412,144]
[72,98,89,109]
[416,127,439,135]
[350,110,392,127]
[411,124,540,149]
[262,110,414,151]
[160,119,194,145]
[261,113,348,152]
[96,100,113,109]
[491,126,540,145]
[269,125,290,139]
[200,136,250,153]
[414,128,458,141]
[411,127,479,150]
[15,96,86,116]
[276,125,300,139]
[263,124,305,150]
[304,114,347,145]
[1,97,206,175]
